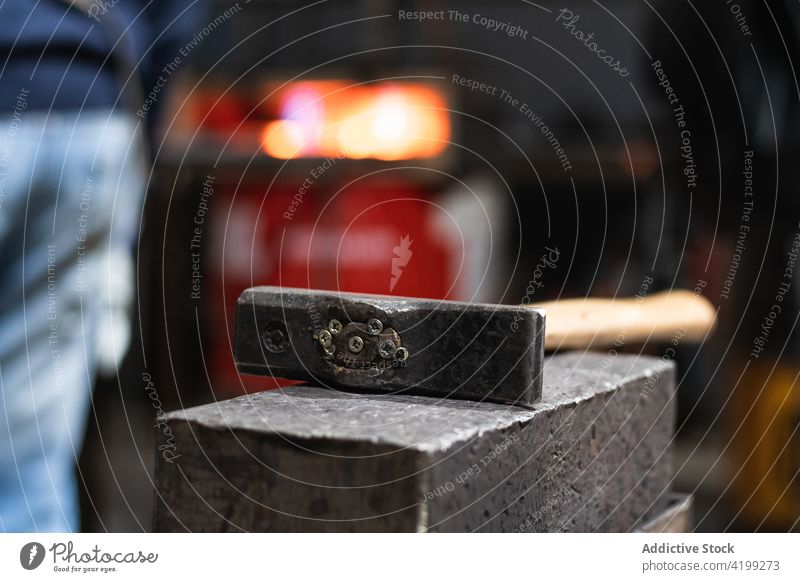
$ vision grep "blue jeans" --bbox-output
[0,111,145,532]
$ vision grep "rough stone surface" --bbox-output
[154,352,676,532]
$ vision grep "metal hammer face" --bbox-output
[234,287,545,406]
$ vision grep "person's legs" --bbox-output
[0,112,144,532]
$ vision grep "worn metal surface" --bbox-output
[637,493,693,533]
[234,286,545,405]
[154,352,676,532]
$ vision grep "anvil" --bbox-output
[234,286,715,406]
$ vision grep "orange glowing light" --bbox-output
[260,82,449,160]
[261,120,310,159]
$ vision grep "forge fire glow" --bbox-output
[260,82,450,160]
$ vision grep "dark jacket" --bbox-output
[0,0,205,121]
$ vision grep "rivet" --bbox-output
[366,318,383,335]
[378,339,397,359]
[318,330,332,348]
[348,336,364,353]
[262,323,288,353]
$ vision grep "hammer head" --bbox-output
[234,287,544,405]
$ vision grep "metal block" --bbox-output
[154,352,676,532]
[637,493,693,533]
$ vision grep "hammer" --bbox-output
[234,286,715,406]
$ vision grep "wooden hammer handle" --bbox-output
[537,290,716,351]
